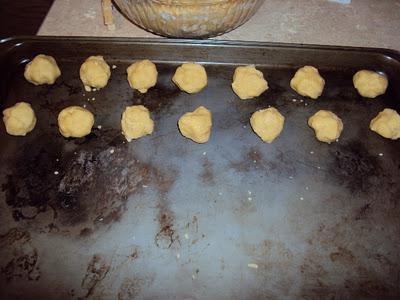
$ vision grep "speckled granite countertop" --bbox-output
[38,0,400,51]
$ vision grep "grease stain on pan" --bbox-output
[199,157,215,185]
[233,197,257,217]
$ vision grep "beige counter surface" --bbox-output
[39,0,400,51]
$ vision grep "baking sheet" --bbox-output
[0,37,399,299]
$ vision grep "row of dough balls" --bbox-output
[3,102,400,143]
[24,54,389,99]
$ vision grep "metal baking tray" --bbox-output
[0,37,399,299]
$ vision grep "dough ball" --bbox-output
[121,105,154,142]
[290,66,325,99]
[2,102,36,136]
[232,65,268,100]
[308,110,343,143]
[250,107,285,143]
[370,108,400,140]
[178,106,212,143]
[172,63,207,94]
[353,70,388,98]
[24,54,61,85]
[79,56,111,92]
[127,60,158,93]
[58,106,94,138]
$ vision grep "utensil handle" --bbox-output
[102,0,115,30]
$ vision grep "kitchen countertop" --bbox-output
[39,0,400,50]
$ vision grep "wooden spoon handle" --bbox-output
[102,0,115,30]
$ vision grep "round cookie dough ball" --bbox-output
[290,66,325,99]
[172,63,207,94]
[24,54,61,85]
[232,65,269,100]
[2,102,36,136]
[121,105,154,142]
[58,106,94,138]
[353,70,388,98]
[79,56,111,92]
[178,106,212,144]
[370,108,400,140]
[250,107,285,143]
[308,110,343,143]
[127,60,158,93]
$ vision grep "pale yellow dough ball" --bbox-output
[353,70,388,98]
[79,56,111,92]
[58,106,94,138]
[2,102,36,136]
[308,110,343,143]
[127,60,158,93]
[24,54,61,85]
[178,106,212,144]
[232,65,268,100]
[370,108,400,140]
[172,63,207,94]
[121,105,154,142]
[290,66,325,99]
[250,107,285,143]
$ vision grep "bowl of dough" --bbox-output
[113,0,264,38]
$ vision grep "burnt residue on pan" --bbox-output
[80,254,111,299]
[0,228,41,283]
[298,222,398,299]
[1,130,138,232]
[153,169,179,249]
[229,146,297,180]
[61,82,83,97]
[1,126,179,238]
[117,276,156,300]
[354,202,373,221]
[327,139,400,222]
[240,239,294,299]
[328,140,382,194]
[154,206,177,249]
[130,248,139,260]
[329,246,356,264]
[284,188,400,300]
[117,277,143,300]
[130,84,180,114]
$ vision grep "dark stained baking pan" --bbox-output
[0,37,399,299]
